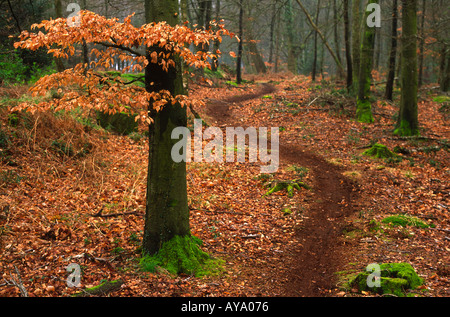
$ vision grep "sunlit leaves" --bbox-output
[13,10,235,121]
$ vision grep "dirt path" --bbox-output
[205,83,358,297]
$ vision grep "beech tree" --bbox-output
[12,5,233,274]
[395,0,419,136]
[356,0,379,124]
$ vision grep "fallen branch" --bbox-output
[91,206,142,218]
[3,265,28,297]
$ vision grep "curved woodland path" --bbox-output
[205,83,358,297]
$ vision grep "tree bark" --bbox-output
[418,0,426,87]
[236,0,244,84]
[54,0,65,72]
[343,0,353,90]
[385,0,398,101]
[356,0,379,123]
[395,0,419,136]
[311,0,321,81]
[351,0,362,94]
[143,0,190,255]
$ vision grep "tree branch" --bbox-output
[94,41,143,57]
[294,0,345,75]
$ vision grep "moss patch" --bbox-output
[263,179,310,198]
[140,235,224,277]
[363,143,398,159]
[382,214,434,229]
[73,279,123,297]
[350,263,423,296]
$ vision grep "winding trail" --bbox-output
[205,83,358,297]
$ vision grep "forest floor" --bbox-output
[0,73,448,297]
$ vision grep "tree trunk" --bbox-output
[343,0,353,90]
[268,1,278,68]
[385,0,398,101]
[395,0,419,136]
[286,0,298,74]
[211,0,221,72]
[333,0,344,79]
[439,45,450,92]
[351,0,362,94]
[54,0,65,72]
[312,0,321,81]
[236,0,244,84]
[142,0,190,256]
[418,0,426,87]
[356,0,379,123]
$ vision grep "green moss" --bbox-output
[363,143,398,159]
[350,263,423,296]
[96,108,138,136]
[263,179,310,198]
[356,99,374,123]
[432,95,450,103]
[73,279,123,297]
[382,214,434,229]
[140,235,224,277]
[394,119,419,137]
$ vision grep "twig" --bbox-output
[189,207,246,216]
[91,207,142,218]
[4,266,28,297]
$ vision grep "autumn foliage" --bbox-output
[12,10,234,123]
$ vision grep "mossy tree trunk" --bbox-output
[356,0,378,124]
[395,0,419,136]
[142,0,190,256]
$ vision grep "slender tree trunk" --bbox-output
[54,0,65,72]
[143,0,190,256]
[285,0,297,74]
[356,0,379,123]
[351,0,362,94]
[333,0,344,79]
[395,0,419,136]
[343,0,353,90]
[211,0,221,72]
[312,0,321,81]
[295,0,345,77]
[268,1,278,69]
[418,0,426,87]
[236,0,244,84]
[385,0,398,101]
